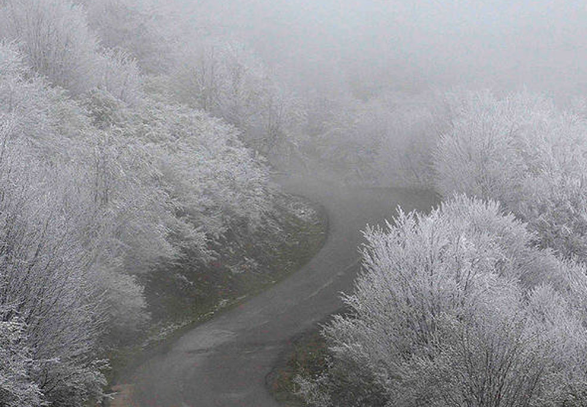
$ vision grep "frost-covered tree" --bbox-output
[0,44,110,405]
[0,0,144,105]
[83,89,277,249]
[0,312,41,407]
[0,1,281,402]
[434,90,587,261]
[0,0,100,94]
[299,196,587,407]
[169,39,304,156]
[96,48,143,105]
[0,118,107,407]
[0,48,160,323]
[81,0,173,74]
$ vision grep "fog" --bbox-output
[4,1,587,405]
[159,0,587,99]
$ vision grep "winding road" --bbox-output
[115,177,436,407]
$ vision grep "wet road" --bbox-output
[119,178,436,407]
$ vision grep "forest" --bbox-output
[2,0,587,406]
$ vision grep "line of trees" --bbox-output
[6,0,587,405]
[296,90,587,406]
[0,0,280,405]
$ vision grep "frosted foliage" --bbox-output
[303,196,587,407]
[128,100,276,238]
[0,0,100,94]
[0,0,144,106]
[312,92,445,187]
[435,90,587,261]
[0,43,25,77]
[0,45,172,272]
[0,313,41,407]
[0,121,107,406]
[0,44,158,405]
[82,0,172,74]
[81,89,276,247]
[97,48,143,105]
[434,90,555,202]
[99,270,149,334]
[0,7,279,405]
[170,40,304,155]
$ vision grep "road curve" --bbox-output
[119,178,437,407]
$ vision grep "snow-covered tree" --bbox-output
[0,44,109,405]
[0,0,100,94]
[96,48,143,105]
[81,0,172,74]
[0,0,144,106]
[84,90,277,246]
[0,2,281,402]
[300,196,587,406]
[169,39,304,156]
[434,90,587,261]
[0,312,42,407]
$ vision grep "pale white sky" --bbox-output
[165,0,587,96]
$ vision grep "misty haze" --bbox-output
[1,1,587,407]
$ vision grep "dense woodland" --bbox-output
[0,0,280,404]
[295,92,587,406]
[2,0,587,406]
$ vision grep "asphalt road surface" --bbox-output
[117,177,437,407]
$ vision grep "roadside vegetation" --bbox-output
[0,0,312,405]
[108,193,327,385]
[277,90,587,407]
[2,1,587,406]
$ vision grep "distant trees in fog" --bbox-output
[81,0,173,74]
[169,39,305,156]
[303,92,444,187]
